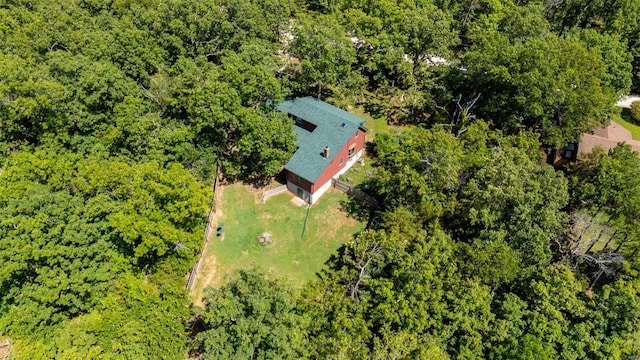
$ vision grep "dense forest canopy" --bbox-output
[1,0,639,358]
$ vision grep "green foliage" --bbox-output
[299,124,640,358]
[568,144,640,271]
[0,186,120,335]
[196,269,307,359]
[0,0,298,355]
[488,266,640,359]
[1,0,639,357]
[542,0,640,91]
[0,0,297,181]
[0,53,66,151]
[574,30,633,95]
[371,127,464,219]
[464,31,615,145]
[371,126,568,282]
[11,276,191,360]
[458,143,569,274]
[630,101,640,123]
[290,14,364,99]
[0,148,208,353]
[302,226,495,359]
[569,145,640,214]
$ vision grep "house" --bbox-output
[578,120,640,155]
[547,120,640,167]
[547,143,578,167]
[277,97,367,204]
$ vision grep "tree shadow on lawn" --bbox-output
[339,196,378,230]
[230,169,287,190]
[621,108,638,125]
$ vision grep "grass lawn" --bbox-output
[338,154,376,186]
[348,104,412,138]
[616,112,640,140]
[194,183,365,293]
[349,105,390,138]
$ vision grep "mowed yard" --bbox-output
[191,182,365,303]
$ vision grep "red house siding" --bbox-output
[293,116,317,132]
[286,170,312,192]
[310,128,366,192]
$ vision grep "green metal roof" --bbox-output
[277,97,366,183]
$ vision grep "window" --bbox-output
[294,174,307,185]
[339,157,344,166]
[292,115,317,132]
[354,130,359,138]
[348,145,356,157]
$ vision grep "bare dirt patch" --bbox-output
[0,337,12,359]
[214,185,224,220]
[191,255,218,308]
[189,182,224,307]
[291,197,306,206]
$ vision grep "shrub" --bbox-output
[630,100,640,123]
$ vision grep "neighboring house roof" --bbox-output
[580,120,640,155]
[277,97,366,183]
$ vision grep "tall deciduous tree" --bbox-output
[371,127,464,219]
[0,186,120,335]
[196,269,307,359]
[457,140,569,276]
[10,275,191,360]
[568,144,640,269]
[574,29,633,95]
[0,53,66,151]
[464,30,615,145]
[290,15,363,99]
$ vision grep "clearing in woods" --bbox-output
[191,182,365,304]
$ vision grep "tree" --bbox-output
[371,127,464,219]
[487,265,640,359]
[0,148,209,337]
[90,160,209,270]
[0,53,66,152]
[567,144,640,273]
[463,30,615,145]
[290,15,363,99]
[630,101,640,123]
[0,186,120,335]
[167,58,295,181]
[10,275,192,360]
[302,221,497,359]
[401,5,458,63]
[456,141,569,275]
[218,41,287,109]
[574,29,633,95]
[195,269,307,359]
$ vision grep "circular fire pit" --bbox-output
[258,232,272,245]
